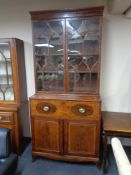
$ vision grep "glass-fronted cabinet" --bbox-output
[33,14,101,94]
[0,38,28,154]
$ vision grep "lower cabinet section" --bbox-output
[0,108,20,154]
[31,117,100,163]
[30,96,101,163]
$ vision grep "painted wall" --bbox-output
[0,0,131,140]
[101,11,131,113]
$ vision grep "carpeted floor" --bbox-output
[14,143,131,175]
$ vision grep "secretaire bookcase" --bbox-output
[30,6,104,164]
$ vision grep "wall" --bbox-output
[101,11,131,113]
[0,0,131,138]
[101,11,131,145]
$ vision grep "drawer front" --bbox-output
[65,101,100,120]
[30,100,63,117]
[30,99,100,120]
[0,112,14,124]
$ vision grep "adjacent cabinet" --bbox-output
[30,7,104,164]
[0,38,28,154]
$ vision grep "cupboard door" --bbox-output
[64,120,99,156]
[32,116,63,154]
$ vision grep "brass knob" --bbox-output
[79,108,86,114]
[0,116,2,120]
[43,106,49,112]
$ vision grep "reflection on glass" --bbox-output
[67,18,99,55]
[67,17,100,93]
[0,43,14,100]
[34,20,64,55]
[68,72,98,92]
[36,56,64,91]
[34,20,64,91]
[68,55,98,92]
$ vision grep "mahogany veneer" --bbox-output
[30,6,104,163]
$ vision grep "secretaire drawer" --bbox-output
[64,101,100,120]
[30,99,63,117]
[30,99,100,120]
[0,112,14,124]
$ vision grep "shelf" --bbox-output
[37,71,97,74]
[0,60,11,63]
[68,53,99,56]
[35,53,64,57]
[37,71,64,74]
[45,71,63,73]
[68,39,99,44]
[0,84,13,86]
[69,71,98,73]
[35,32,99,41]
[35,53,99,57]
[0,74,12,77]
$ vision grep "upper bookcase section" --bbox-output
[30,7,104,94]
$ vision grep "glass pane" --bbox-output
[67,18,99,93]
[0,43,14,100]
[33,20,64,91]
[68,55,98,92]
[67,18,99,55]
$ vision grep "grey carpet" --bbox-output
[14,143,131,175]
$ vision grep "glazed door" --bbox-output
[0,41,14,101]
[33,20,65,92]
[32,116,63,154]
[66,17,101,93]
[64,120,99,156]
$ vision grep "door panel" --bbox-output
[64,120,99,156]
[32,116,63,154]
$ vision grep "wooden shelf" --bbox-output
[69,71,98,73]
[35,53,64,57]
[35,53,99,57]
